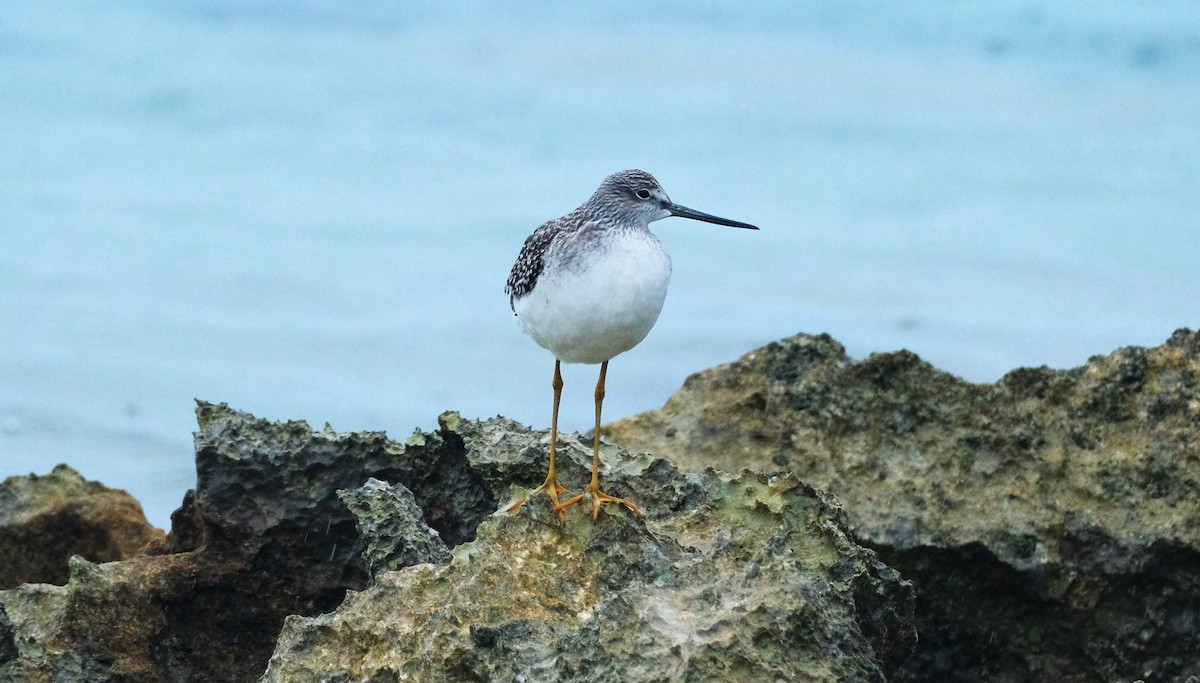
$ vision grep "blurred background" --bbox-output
[2,2,1197,528]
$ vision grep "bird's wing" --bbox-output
[505,218,566,311]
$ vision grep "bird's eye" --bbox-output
[635,189,652,200]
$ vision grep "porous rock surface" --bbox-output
[337,477,452,574]
[263,423,914,681]
[608,329,1200,682]
[0,403,487,682]
[0,403,914,682]
[0,464,163,589]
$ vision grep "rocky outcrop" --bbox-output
[608,329,1200,682]
[10,328,1186,681]
[264,442,913,681]
[337,477,452,574]
[0,403,490,682]
[0,464,163,589]
[0,404,914,682]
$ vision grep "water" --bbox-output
[2,1,1197,529]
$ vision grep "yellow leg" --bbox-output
[555,361,644,520]
[507,359,571,521]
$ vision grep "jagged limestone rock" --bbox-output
[0,403,914,682]
[607,329,1200,682]
[264,467,913,682]
[0,403,480,683]
[338,478,451,575]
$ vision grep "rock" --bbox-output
[264,460,913,681]
[0,402,485,683]
[0,464,163,589]
[337,478,451,575]
[607,329,1200,682]
[0,403,914,682]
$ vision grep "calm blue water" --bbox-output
[3,2,1198,528]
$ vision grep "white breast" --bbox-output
[514,229,672,364]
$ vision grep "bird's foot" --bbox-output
[554,483,644,520]
[507,474,571,523]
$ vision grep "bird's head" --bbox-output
[584,169,758,231]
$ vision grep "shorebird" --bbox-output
[505,169,758,521]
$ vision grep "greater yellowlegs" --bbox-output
[505,169,758,521]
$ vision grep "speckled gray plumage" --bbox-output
[504,219,560,311]
[504,170,667,312]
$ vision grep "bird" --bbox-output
[505,169,758,521]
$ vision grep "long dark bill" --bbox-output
[667,203,759,230]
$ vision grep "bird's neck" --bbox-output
[573,204,650,233]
